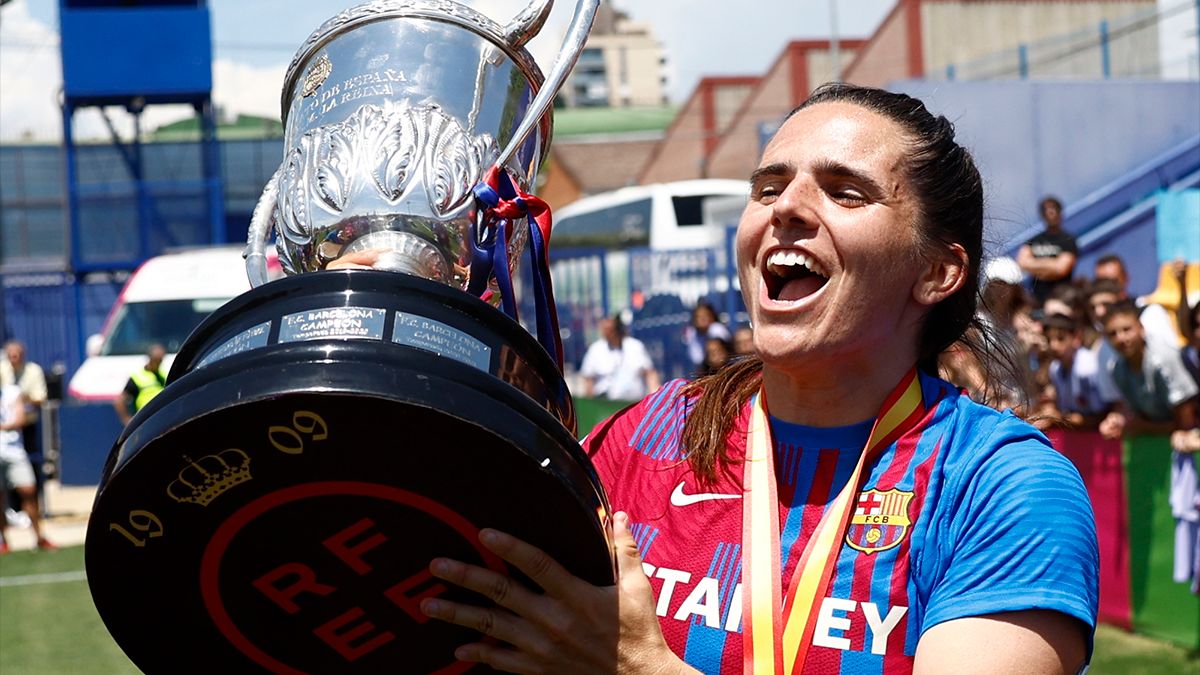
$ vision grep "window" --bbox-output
[102,298,230,355]
[554,198,652,248]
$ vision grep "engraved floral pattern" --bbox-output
[273,101,497,253]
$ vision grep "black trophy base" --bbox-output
[85,271,613,675]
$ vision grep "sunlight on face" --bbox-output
[735,101,924,372]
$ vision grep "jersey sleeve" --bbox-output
[1159,346,1199,407]
[582,379,690,512]
[920,412,1099,638]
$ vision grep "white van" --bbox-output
[552,179,748,251]
[67,246,280,401]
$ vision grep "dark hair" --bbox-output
[1101,299,1140,325]
[1040,196,1063,213]
[680,83,990,485]
[1087,278,1123,299]
[1042,313,1079,333]
[692,301,719,323]
[605,313,626,336]
[1095,253,1125,272]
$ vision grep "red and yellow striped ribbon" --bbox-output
[742,368,925,675]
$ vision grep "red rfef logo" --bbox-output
[846,488,914,554]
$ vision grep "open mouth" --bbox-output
[764,249,830,302]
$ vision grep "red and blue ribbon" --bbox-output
[470,167,563,369]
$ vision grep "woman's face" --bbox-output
[693,306,716,330]
[704,338,730,366]
[736,101,932,373]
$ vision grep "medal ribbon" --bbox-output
[742,368,926,675]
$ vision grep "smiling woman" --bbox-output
[421,84,1099,675]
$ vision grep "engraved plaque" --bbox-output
[279,307,386,343]
[393,311,492,372]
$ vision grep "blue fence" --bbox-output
[0,138,283,268]
[0,272,124,377]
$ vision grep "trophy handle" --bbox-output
[244,165,283,288]
[491,0,600,175]
[503,0,553,49]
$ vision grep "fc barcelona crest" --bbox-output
[846,488,914,554]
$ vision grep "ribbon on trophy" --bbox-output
[470,166,564,369]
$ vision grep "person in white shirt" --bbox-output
[0,384,55,553]
[579,315,660,401]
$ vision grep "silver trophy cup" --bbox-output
[245,0,598,297]
[86,3,614,672]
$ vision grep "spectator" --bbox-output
[1043,282,1086,325]
[1042,313,1119,430]
[1172,260,1199,386]
[696,336,733,378]
[683,301,730,369]
[579,316,660,401]
[114,343,168,426]
[1098,300,1198,440]
[732,325,755,357]
[1097,299,1199,589]
[1017,196,1077,306]
[0,340,47,466]
[1093,253,1177,347]
[0,384,55,553]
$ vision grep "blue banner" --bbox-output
[1156,189,1200,264]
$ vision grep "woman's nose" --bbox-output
[771,179,819,231]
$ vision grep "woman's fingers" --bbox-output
[420,597,549,662]
[474,528,577,597]
[428,556,545,614]
[325,249,382,270]
[451,643,542,674]
[612,511,650,585]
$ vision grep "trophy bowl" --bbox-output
[84,1,609,673]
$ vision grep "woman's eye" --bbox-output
[830,187,866,204]
[754,184,781,202]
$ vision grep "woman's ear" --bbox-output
[913,243,969,306]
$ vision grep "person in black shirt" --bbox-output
[1018,196,1077,306]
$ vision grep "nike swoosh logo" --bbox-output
[670,481,742,507]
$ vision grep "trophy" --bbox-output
[85,2,610,673]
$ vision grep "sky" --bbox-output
[0,0,894,141]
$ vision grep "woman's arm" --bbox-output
[914,611,1088,674]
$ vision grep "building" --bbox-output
[637,76,761,184]
[562,3,668,108]
[643,0,1163,184]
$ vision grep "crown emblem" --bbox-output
[166,449,252,506]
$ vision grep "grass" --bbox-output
[2,545,1197,673]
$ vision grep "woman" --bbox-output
[685,301,733,369]
[417,84,1099,674]
[697,336,735,378]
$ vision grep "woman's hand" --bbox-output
[420,511,694,675]
[325,250,383,270]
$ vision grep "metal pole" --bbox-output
[829,0,842,82]
[1099,20,1111,78]
[1018,43,1029,78]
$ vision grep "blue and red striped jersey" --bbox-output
[585,372,1098,674]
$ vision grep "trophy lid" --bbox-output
[281,0,549,128]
